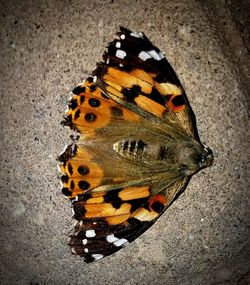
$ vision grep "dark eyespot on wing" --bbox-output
[78,165,89,175]
[172,95,185,107]
[151,201,165,213]
[89,98,101,108]
[78,180,90,190]
[85,113,97,122]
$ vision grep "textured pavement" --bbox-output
[0,0,249,284]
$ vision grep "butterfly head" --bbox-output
[178,142,214,176]
[198,147,214,169]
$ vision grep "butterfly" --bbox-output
[58,27,213,263]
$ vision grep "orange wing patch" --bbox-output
[134,95,166,117]
[155,82,186,112]
[71,186,151,225]
[131,194,167,221]
[72,186,151,223]
[103,67,153,94]
[64,79,140,138]
[95,65,186,119]
[72,187,166,226]
[118,186,150,200]
[59,145,104,199]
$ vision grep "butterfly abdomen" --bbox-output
[113,139,167,162]
[113,139,146,160]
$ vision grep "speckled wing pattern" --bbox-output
[58,27,213,263]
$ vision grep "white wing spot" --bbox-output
[115,49,126,59]
[71,247,76,254]
[82,239,88,245]
[148,50,163,61]
[57,165,62,173]
[159,51,165,59]
[138,51,152,61]
[138,50,164,61]
[84,248,89,253]
[115,41,121,48]
[85,229,96,237]
[92,253,104,260]
[113,238,128,247]
[59,144,69,156]
[71,196,79,203]
[130,31,143,38]
[120,34,125,40]
[119,63,124,67]
[106,234,119,243]
[93,76,97,83]
[75,230,81,236]
[59,179,64,188]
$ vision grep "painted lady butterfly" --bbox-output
[58,27,213,263]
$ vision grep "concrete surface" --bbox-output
[0,0,249,284]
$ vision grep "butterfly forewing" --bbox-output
[94,27,198,138]
[68,177,189,262]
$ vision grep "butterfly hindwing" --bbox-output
[59,78,143,200]
[62,78,140,138]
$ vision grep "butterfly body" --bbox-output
[59,27,213,263]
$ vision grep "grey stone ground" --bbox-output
[0,0,249,284]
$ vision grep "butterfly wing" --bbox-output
[59,27,211,262]
[93,27,199,139]
[68,177,190,263]
[59,78,154,200]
